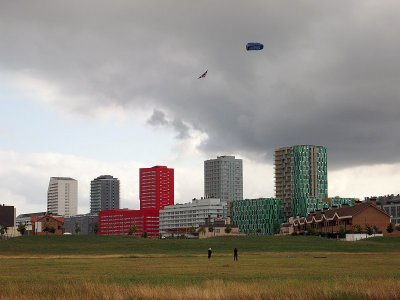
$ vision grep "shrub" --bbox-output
[386,223,394,234]
[352,225,362,234]
[339,226,346,238]
[366,224,374,236]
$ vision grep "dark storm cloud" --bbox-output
[1,0,400,169]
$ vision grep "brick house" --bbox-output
[31,214,64,235]
[292,200,391,236]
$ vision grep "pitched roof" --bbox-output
[31,214,64,223]
[293,202,390,226]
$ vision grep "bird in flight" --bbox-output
[198,70,208,79]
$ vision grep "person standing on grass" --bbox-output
[208,247,212,259]
[233,247,238,261]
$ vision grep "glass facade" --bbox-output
[231,198,283,235]
[291,145,328,217]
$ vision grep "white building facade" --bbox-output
[47,177,78,217]
[159,198,227,234]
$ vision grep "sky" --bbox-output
[1,0,400,215]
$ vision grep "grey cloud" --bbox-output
[1,1,400,169]
[147,109,190,139]
[172,118,190,140]
[147,109,168,126]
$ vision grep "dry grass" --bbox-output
[1,251,400,299]
[1,280,400,300]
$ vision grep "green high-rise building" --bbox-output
[231,198,283,235]
[275,145,328,219]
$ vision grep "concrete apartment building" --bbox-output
[90,175,120,214]
[47,177,78,217]
[275,145,328,220]
[204,156,243,215]
[159,198,227,235]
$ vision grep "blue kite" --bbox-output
[246,42,264,51]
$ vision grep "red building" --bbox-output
[98,165,174,237]
[98,209,159,237]
[140,166,174,210]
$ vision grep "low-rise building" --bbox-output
[31,214,64,235]
[159,198,227,235]
[231,198,284,235]
[98,209,159,237]
[63,213,98,235]
[292,200,391,236]
[16,212,47,225]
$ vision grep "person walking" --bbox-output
[208,247,212,259]
[233,247,238,261]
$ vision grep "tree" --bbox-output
[141,231,148,238]
[128,224,137,236]
[74,222,81,235]
[93,223,98,234]
[0,225,7,238]
[256,228,262,235]
[208,226,214,233]
[17,223,27,236]
[224,225,232,234]
[189,226,196,234]
[387,223,394,234]
[198,226,206,236]
[273,221,281,235]
[373,225,379,234]
[48,226,56,234]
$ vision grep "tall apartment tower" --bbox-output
[139,166,174,210]
[204,155,243,213]
[275,145,327,220]
[90,175,120,214]
[47,177,78,217]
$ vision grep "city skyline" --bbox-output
[2,1,400,215]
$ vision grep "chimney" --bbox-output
[369,198,377,206]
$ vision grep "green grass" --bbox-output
[1,235,400,256]
[1,236,400,299]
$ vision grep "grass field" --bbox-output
[1,236,400,299]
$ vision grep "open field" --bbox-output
[1,236,400,299]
